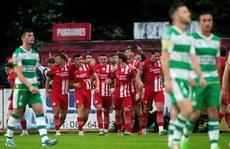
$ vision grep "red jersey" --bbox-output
[126,60,140,93]
[49,64,70,95]
[7,71,15,89]
[113,64,135,97]
[70,63,95,90]
[139,59,163,92]
[93,64,113,96]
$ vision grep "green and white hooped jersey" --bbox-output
[190,32,220,84]
[162,26,195,80]
[13,46,39,90]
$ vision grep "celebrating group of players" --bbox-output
[4,3,230,148]
[45,45,167,137]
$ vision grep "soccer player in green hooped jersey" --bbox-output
[161,3,206,149]
[180,12,221,149]
[5,28,59,147]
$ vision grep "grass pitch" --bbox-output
[0,132,229,149]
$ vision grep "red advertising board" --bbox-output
[52,23,91,41]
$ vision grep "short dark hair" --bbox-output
[55,53,67,62]
[5,63,14,68]
[117,52,127,62]
[19,28,33,38]
[45,57,55,63]
[198,11,213,22]
[126,44,137,53]
[73,53,82,58]
[151,48,161,54]
[98,52,107,57]
[84,52,92,59]
[109,53,116,57]
[220,47,227,57]
[169,3,186,19]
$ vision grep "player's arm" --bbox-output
[161,37,174,92]
[92,73,100,93]
[216,57,221,80]
[15,65,38,94]
[221,63,230,99]
[162,50,172,92]
[45,74,52,98]
[9,87,14,101]
[136,70,143,89]
[190,54,206,87]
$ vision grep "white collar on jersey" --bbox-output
[197,31,213,40]
[172,25,187,35]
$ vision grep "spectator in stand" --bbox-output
[0,57,13,87]
[4,63,29,136]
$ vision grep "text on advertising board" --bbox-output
[52,23,91,41]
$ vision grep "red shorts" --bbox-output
[94,92,112,110]
[130,92,142,107]
[143,88,164,106]
[8,101,26,113]
[50,92,68,110]
[113,95,132,110]
[75,89,91,109]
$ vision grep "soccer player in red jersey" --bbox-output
[125,45,142,134]
[112,52,135,135]
[45,53,70,136]
[136,49,167,135]
[4,62,29,136]
[219,47,230,128]
[70,53,100,136]
[93,53,113,135]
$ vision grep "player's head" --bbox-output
[198,11,213,33]
[117,52,127,64]
[220,47,227,57]
[45,56,55,68]
[150,48,161,63]
[4,62,14,75]
[169,3,191,25]
[55,53,67,66]
[109,53,117,65]
[20,28,34,46]
[98,52,108,66]
[135,53,142,62]
[73,53,83,67]
[125,45,136,59]
[84,52,93,60]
